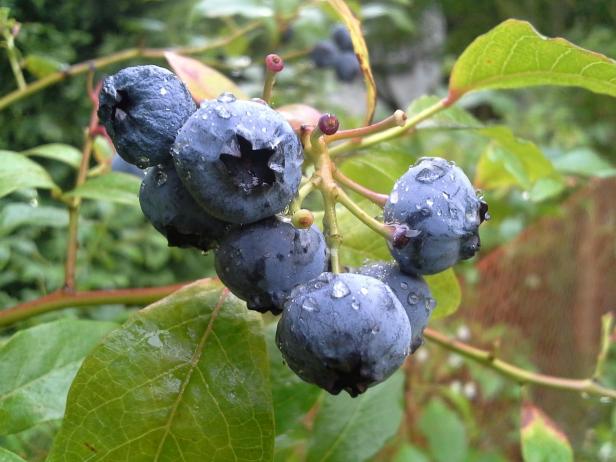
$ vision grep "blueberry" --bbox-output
[357,261,435,353]
[98,65,196,168]
[172,93,303,224]
[276,272,411,396]
[310,41,339,68]
[331,24,354,51]
[111,154,145,178]
[139,163,229,251]
[334,52,361,82]
[215,218,328,314]
[384,157,484,275]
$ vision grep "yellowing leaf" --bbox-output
[326,0,377,124]
[165,52,248,102]
[449,19,616,103]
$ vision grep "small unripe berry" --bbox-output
[318,113,340,135]
[265,54,284,73]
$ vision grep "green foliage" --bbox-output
[0,151,59,198]
[418,398,468,462]
[521,405,574,462]
[63,172,141,207]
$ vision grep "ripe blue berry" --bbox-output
[215,218,328,314]
[334,52,361,82]
[384,157,484,275]
[357,261,435,353]
[172,93,303,224]
[98,65,196,168]
[310,41,339,68]
[139,163,229,251]
[331,24,354,51]
[276,272,411,396]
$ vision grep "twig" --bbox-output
[0,21,261,111]
[0,283,190,327]
[424,327,616,400]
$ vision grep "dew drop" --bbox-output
[217,92,236,103]
[302,297,318,312]
[400,281,409,290]
[268,162,284,173]
[389,189,399,204]
[407,292,420,305]
[425,298,436,311]
[360,287,369,296]
[159,87,168,96]
[136,156,149,168]
[332,280,351,298]
[214,105,232,119]
[442,191,450,200]
[416,165,446,183]
[155,169,167,186]
[426,198,434,207]
[351,300,360,310]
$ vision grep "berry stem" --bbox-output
[262,54,284,104]
[1,19,26,90]
[335,187,393,240]
[289,179,316,213]
[328,98,449,158]
[424,327,616,400]
[325,110,407,143]
[333,169,388,207]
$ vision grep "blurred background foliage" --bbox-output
[1,0,615,461]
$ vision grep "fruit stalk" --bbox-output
[333,168,388,206]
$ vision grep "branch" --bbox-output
[0,282,192,328]
[424,327,616,400]
[0,21,261,111]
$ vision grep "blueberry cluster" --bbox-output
[98,65,487,398]
[310,24,361,82]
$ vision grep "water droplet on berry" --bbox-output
[442,191,450,200]
[136,156,149,168]
[214,105,232,119]
[400,281,409,290]
[155,170,167,186]
[407,292,419,304]
[268,162,284,173]
[351,300,360,310]
[159,87,168,96]
[389,189,399,204]
[426,198,434,207]
[302,297,318,312]
[371,325,379,334]
[425,298,436,311]
[360,287,369,296]
[332,280,350,298]
[416,165,446,183]
[217,92,236,103]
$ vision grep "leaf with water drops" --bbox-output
[47,279,274,462]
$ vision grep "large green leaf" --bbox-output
[23,144,82,169]
[393,444,430,462]
[425,269,462,320]
[306,370,405,462]
[475,126,561,191]
[0,204,69,236]
[265,324,321,436]
[552,148,616,178]
[521,404,573,462]
[0,320,118,435]
[0,151,59,198]
[449,19,616,101]
[63,172,141,206]
[47,279,274,462]
[0,447,27,462]
[418,398,468,462]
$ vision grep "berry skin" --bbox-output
[384,157,484,275]
[318,113,340,135]
[172,93,303,224]
[276,272,411,396]
[98,65,196,168]
[310,41,339,68]
[139,163,229,251]
[357,261,435,353]
[215,218,328,314]
[331,24,354,51]
[334,52,361,82]
[111,154,144,178]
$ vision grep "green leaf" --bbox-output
[0,151,59,198]
[0,204,69,236]
[0,447,27,462]
[521,404,573,462]
[425,269,462,319]
[553,148,616,178]
[449,19,616,101]
[63,172,141,206]
[418,398,468,462]
[193,0,274,18]
[306,370,405,462]
[408,96,482,130]
[0,320,118,435]
[165,52,248,101]
[393,444,430,462]
[22,144,82,168]
[47,280,274,462]
[265,324,321,436]
[23,54,65,78]
[475,126,558,191]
